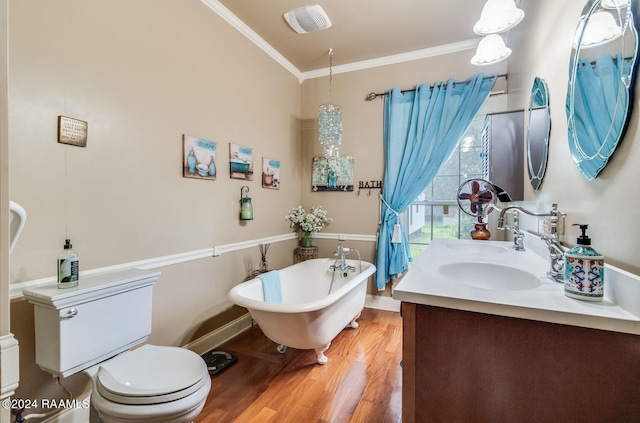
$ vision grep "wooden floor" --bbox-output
[194,307,403,423]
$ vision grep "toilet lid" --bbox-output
[96,345,208,404]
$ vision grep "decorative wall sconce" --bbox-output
[240,186,253,221]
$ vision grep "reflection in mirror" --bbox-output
[527,77,550,190]
[567,0,639,180]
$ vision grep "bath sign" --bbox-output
[58,116,88,147]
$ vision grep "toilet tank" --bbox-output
[23,268,161,377]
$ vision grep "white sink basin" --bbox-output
[394,238,640,335]
[446,242,508,254]
[438,262,542,291]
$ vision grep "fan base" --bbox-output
[471,222,491,240]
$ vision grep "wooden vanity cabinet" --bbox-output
[401,302,640,423]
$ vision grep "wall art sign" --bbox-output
[182,134,217,180]
[229,143,254,181]
[312,156,354,191]
[262,158,280,189]
[58,116,88,147]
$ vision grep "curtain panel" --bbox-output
[375,73,497,290]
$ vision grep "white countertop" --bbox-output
[393,238,640,335]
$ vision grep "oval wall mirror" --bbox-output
[566,0,639,180]
[527,77,551,190]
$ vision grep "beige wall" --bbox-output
[507,0,640,275]
[8,0,640,408]
[8,0,301,400]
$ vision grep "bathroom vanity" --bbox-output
[394,239,640,423]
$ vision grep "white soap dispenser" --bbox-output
[564,224,604,301]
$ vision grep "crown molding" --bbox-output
[301,39,481,80]
[200,0,304,83]
[201,0,481,83]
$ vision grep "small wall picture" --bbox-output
[229,143,254,181]
[262,158,280,189]
[183,134,217,180]
[312,156,354,191]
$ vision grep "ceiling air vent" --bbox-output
[283,5,332,34]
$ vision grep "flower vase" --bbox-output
[302,231,313,248]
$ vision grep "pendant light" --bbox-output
[473,0,524,36]
[318,48,342,158]
[471,0,523,66]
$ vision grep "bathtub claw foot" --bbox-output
[315,343,330,365]
[348,313,361,329]
[276,344,287,354]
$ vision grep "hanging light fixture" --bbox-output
[318,48,342,158]
[471,0,522,66]
[471,34,512,66]
[573,10,623,49]
[473,0,525,35]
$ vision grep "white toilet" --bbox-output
[23,268,211,423]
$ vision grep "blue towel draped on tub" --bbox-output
[258,270,282,303]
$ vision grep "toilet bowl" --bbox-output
[22,269,211,423]
[87,345,211,423]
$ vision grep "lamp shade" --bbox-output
[601,0,629,10]
[474,0,525,35]
[573,10,623,49]
[471,34,512,66]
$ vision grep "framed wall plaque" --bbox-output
[58,116,88,147]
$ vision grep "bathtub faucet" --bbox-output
[331,244,357,275]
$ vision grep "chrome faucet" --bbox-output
[497,203,566,283]
[498,209,525,251]
[331,243,356,274]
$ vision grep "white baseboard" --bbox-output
[184,313,254,355]
[365,294,401,312]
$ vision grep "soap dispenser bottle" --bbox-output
[57,239,79,288]
[564,224,604,301]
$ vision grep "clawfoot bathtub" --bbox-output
[228,258,376,364]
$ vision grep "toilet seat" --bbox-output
[96,345,208,405]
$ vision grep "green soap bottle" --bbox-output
[57,239,79,288]
[563,224,604,301]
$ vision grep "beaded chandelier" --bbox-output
[318,49,342,158]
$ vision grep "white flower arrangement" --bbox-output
[285,205,332,233]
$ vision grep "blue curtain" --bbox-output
[374,73,497,290]
[567,54,628,179]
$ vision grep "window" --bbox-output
[400,94,507,259]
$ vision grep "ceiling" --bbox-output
[206,0,489,76]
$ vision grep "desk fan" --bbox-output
[456,178,497,240]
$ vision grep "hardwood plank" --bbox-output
[194,308,402,423]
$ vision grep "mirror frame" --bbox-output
[527,77,551,190]
[567,0,640,180]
